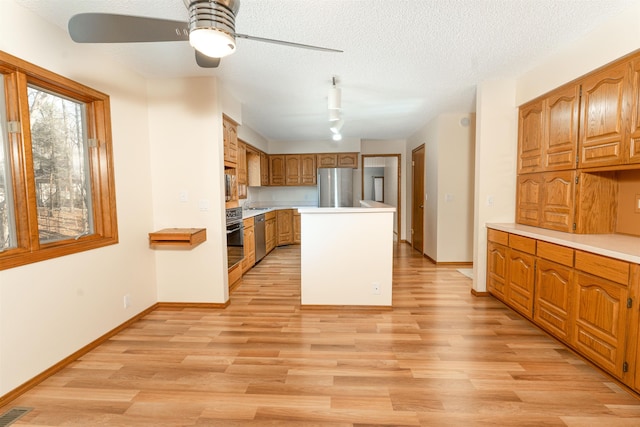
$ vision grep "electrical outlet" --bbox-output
[372,283,381,295]
[179,190,188,202]
[123,294,131,309]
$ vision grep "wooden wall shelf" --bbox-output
[149,228,206,248]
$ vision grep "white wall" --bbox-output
[0,1,157,395]
[471,3,640,292]
[147,77,229,303]
[472,80,518,292]
[406,113,475,262]
[268,137,361,154]
[238,123,268,152]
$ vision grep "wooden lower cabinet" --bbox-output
[487,241,508,300]
[487,227,640,391]
[506,249,535,319]
[573,271,629,378]
[242,217,255,274]
[534,259,573,341]
[265,211,276,253]
[276,209,293,245]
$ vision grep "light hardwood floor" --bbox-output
[3,244,640,426]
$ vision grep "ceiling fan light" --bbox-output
[332,133,342,141]
[328,86,341,110]
[330,119,344,133]
[328,109,341,122]
[189,28,236,58]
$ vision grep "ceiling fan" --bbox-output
[68,0,342,68]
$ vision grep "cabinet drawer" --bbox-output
[243,217,254,228]
[575,250,630,285]
[487,229,509,245]
[509,234,536,255]
[537,241,574,267]
[265,211,276,221]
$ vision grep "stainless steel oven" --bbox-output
[226,207,244,268]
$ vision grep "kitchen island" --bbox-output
[298,201,396,307]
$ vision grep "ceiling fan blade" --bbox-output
[235,33,342,53]
[195,51,221,68]
[69,13,189,43]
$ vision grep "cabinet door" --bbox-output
[573,272,629,378]
[237,141,247,185]
[518,100,545,173]
[276,209,293,245]
[627,59,640,164]
[265,217,276,253]
[579,61,631,168]
[242,222,255,274]
[285,155,301,186]
[338,153,358,168]
[487,241,508,301]
[534,259,573,341]
[545,85,579,170]
[269,155,286,186]
[506,249,536,319]
[300,154,317,185]
[540,170,575,232]
[516,173,542,226]
[260,152,269,185]
[317,153,337,168]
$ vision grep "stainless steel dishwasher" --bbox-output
[254,213,266,262]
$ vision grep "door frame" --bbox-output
[360,154,402,241]
[411,145,425,254]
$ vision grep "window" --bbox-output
[0,50,118,269]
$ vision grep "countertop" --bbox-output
[487,223,640,264]
[242,200,396,219]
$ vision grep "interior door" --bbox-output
[412,145,425,253]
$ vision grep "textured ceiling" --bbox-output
[13,0,638,142]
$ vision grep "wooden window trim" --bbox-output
[0,50,118,270]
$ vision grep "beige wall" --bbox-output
[0,1,157,394]
[406,113,475,262]
[147,77,229,303]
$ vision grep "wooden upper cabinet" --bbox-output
[317,153,338,168]
[300,154,317,185]
[516,173,542,226]
[223,115,238,165]
[518,100,545,173]
[269,155,286,186]
[260,152,269,185]
[338,153,358,168]
[285,155,302,185]
[540,170,575,232]
[627,58,640,164]
[545,84,580,171]
[317,153,358,169]
[579,61,631,168]
[237,140,247,185]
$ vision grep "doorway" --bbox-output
[411,145,424,254]
[360,154,401,241]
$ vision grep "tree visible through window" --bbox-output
[28,86,94,243]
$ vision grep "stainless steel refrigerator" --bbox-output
[317,167,354,207]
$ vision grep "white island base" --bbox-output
[298,201,395,307]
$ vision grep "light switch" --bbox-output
[198,199,209,211]
[179,190,188,202]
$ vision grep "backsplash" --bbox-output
[244,186,319,208]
